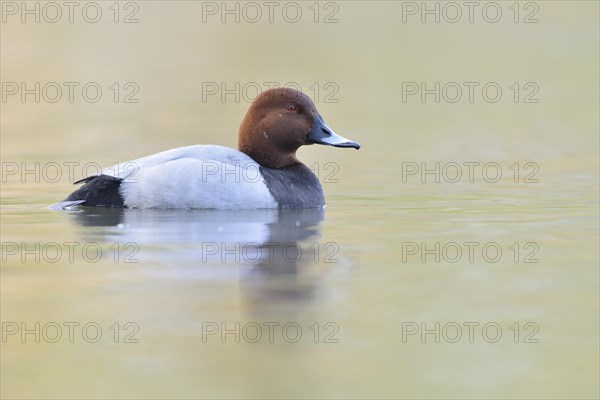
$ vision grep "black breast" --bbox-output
[260,164,325,209]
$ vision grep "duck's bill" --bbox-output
[308,117,360,150]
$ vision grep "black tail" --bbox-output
[64,175,125,208]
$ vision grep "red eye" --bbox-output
[287,105,297,112]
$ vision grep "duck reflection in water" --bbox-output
[67,207,327,306]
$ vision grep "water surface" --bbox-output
[1,1,598,399]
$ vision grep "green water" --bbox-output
[1,1,599,399]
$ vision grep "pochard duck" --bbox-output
[51,88,360,210]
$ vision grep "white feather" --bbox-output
[47,200,85,210]
[97,145,277,209]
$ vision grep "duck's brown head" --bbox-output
[238,88,359,169]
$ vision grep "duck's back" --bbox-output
[61,145,324,209]
[64,145,272,209]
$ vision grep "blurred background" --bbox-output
[1,1,598,399]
